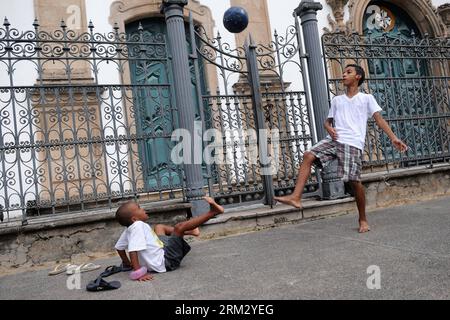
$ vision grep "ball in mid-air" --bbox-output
[223,6,249,33]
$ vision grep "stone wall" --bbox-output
[363,164,450,210]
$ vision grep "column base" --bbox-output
[321,180,346,200]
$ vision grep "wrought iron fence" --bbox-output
[0,19,184,223]
[322,32,450,170]
[191,18,319,206]
[0,15,320,221]
[255,23,319,198]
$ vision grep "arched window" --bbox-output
[363,1,425,79]
[362,1,446,163]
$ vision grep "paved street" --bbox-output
[1,196,449,300]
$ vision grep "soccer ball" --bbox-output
[223,6,249,33]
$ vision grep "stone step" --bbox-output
[199,197,356,239]
[0,199,192,235]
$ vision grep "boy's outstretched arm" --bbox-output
[373,112,408,152]
[129,251,153,281]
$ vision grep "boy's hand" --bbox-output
[392,138,408,153]
[327,127,338,141]
[138,274,154,282]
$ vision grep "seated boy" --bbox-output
[114,196,224,281]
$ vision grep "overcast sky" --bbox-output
[198,0,449,43]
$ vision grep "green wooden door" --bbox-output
[363,1,439,161]
[126,19,207,191]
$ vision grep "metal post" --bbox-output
[245,36,275,207]
[295,0,345,199]
[161,0,208,215]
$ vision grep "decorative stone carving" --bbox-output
[438,4,450,35]
[324,0,349,33]
[346,0,447,37]
[109,0,212,28]
[109,0,217,90]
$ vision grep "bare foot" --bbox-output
[358,220,371,233]
[185,227,200,237]
[204,196,224,215]
[273,195,302,209]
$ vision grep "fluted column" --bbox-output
[161,0,207,215]
[295,0,329,141]
[295,0,345,199]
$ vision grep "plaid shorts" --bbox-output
[308,138,363,182]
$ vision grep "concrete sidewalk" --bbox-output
[1,196,449,300]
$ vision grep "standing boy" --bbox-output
[275,64,408,233]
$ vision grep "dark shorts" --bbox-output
[159,235,191,271]
[309,138,363,182]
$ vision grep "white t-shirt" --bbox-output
[115,220,166,273]
[327,92,382,150]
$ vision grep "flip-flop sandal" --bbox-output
[86,276,121,292]
[48,263,77,276]
[66,262,101,275]
[100,265,122,278]
[100,264,132,277]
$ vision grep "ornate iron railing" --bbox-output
[0,15,320,221]
[191,18,319,206]
[0,19,184,223]
[322,32,450,170]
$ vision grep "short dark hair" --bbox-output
[346,64,366,86]
[115,201,135,227]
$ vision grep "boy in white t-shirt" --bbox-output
[275,64,408,233]
[114,197,224,281]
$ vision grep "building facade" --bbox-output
[0,0,449,222]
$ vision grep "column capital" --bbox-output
[160,0,188,13]
[294,0,323,17]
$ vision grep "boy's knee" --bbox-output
[174,223,185,235]
[350,180,364,189]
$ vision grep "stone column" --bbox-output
[32,0,106,211]
[295,0,345,199]
[161,0,207,216]
[230,0,285,89]
[34,0,92,82]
